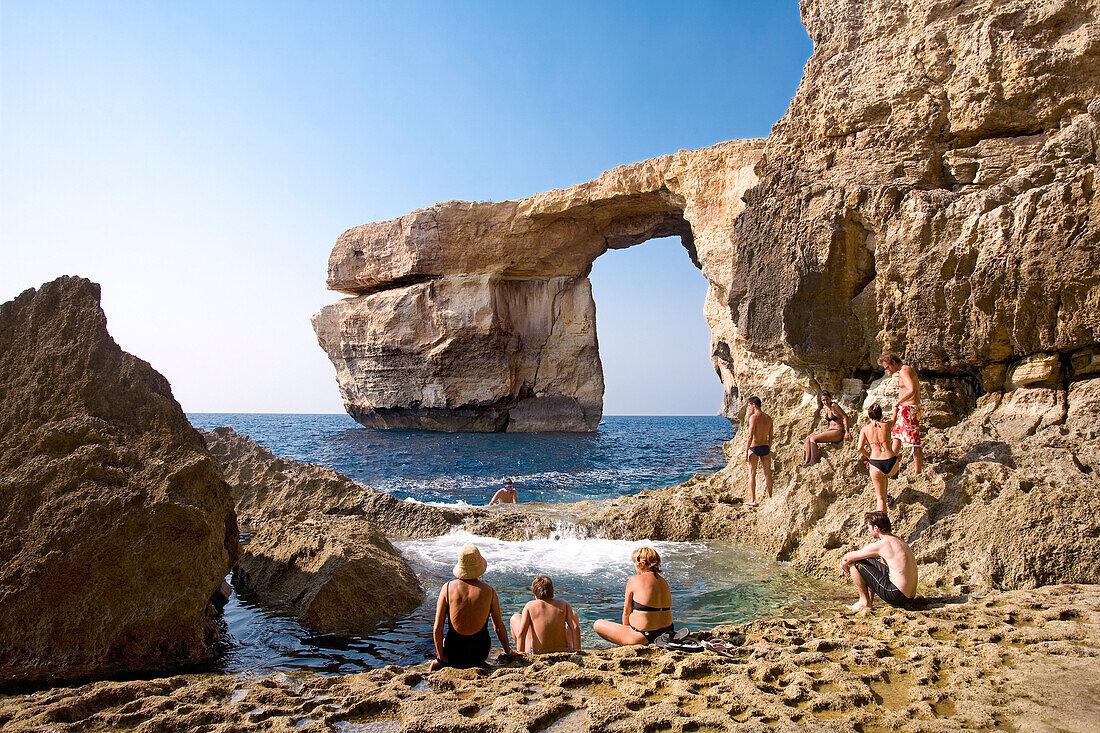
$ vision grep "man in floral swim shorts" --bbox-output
[880,352,923,476]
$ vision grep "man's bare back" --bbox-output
[863,534,917,597]
[747,411,773,448]
[514,598,579,654]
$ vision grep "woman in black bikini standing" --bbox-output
[802,390,850,466]
[594,546,674,646]
[858,403,901,512]
[430,545,514,670]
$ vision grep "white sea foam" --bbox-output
[396,529,715,582]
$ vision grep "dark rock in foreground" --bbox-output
[0,276,239,685]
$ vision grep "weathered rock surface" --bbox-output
[237,517,423,634]
[697,0,1100,592]
[0,277,239,685]
[4,585,1099,732]
[313,140,765,430]
[202,426,455,537]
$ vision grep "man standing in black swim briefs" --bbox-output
[840,512,918,613]
[743,396,773,507]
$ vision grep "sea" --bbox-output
[188,413,835,676]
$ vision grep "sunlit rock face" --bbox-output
[313,140,765,431]
[700,0,1100,594]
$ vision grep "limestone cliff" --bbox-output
[701,0,1100,593]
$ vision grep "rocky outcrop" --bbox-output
[0,277,239,685]
[313,140,765,430]
[698,0,1100,592]
[237,517,423,634]
[202,426,455,537]
[201,427,450,633]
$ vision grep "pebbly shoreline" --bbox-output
[4,585,1098,732]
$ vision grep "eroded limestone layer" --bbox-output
[3,586,1098,732]
[313,140,765,430]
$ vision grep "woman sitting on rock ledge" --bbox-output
[593,547,674,646]
[431,545,514,669]
[802,390,850,466]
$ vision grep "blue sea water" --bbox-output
[188,414,734,506]
[188,413,837,676]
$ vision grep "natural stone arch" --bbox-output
[313,140,765,431]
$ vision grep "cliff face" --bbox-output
[313,140,764,430]
[699,0,1100,593]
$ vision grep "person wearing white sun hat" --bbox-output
[430,545,514,669]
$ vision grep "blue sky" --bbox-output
[1,1,811,415]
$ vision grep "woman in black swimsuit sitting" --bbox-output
[593,546,674,646]
[430,545,514,670]
[802,390,850,466]
[858,403,901,513]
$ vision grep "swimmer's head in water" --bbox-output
[632,546,661,573]
[531,575,553,600]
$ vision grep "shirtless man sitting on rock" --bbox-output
[510,576,581,654]
[880,352,923,476]
[840,511,918,613]
[743,396,773,507]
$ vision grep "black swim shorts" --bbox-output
[855,559,914,609]
[749,445,770,457]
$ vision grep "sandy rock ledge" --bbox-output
[2,585,1098,732]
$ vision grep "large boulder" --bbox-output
[201,427,443,633]
[0,277,239,684]
[237,517,423,634]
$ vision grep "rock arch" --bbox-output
[312,140,765,431]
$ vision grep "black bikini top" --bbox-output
[631,599,671,613]
[825,412,840,423]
